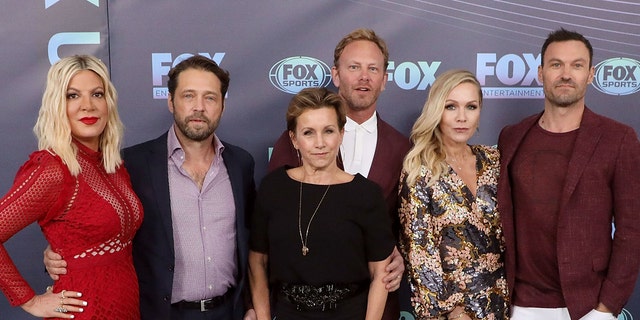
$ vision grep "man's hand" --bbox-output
[382,246,404,291]
[43,245,67,281]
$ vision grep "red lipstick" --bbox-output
[80,117,98,125]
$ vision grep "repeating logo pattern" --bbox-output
[592,58,640,96]
[269,56,332,94]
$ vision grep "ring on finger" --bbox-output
[55,305,68,313]
[46,285,53,292]
[60,290,66,299]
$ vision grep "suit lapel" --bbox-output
[149,134,176,254]
[221,145,249,273]
[560,108,602,208]
[367,115,389,184]
[502,113,541,168]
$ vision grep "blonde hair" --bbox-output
[334,28,389,70]
[403,69,482,186]
[286,87,346,133]
[33,55,123,176]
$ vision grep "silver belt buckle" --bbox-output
[200,298,212,312]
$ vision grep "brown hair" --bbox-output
[167,55,230,103]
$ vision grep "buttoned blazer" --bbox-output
[497,107,640,319]
[267,114,411,226]
[123,131,256,320]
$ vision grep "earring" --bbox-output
[296,149,302,167]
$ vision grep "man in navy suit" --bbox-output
[46,55,256,320]
[498,28,640,320]
[268,28,411,320]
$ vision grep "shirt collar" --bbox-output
[167,124,225,158]
[344,111,377,133]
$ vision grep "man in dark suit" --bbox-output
[498,28,640,320]
[45,56,256,320]
[268,28,411,320]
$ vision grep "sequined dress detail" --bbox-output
[0,142,143,319]
[399,145,508,319]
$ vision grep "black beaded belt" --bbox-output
[172,288,234,312]
[279,280,368,312]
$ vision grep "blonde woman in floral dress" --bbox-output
[399,69,508,320]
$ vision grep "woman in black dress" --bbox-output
[249,87,396,320]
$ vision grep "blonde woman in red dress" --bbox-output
[0,55,143,319]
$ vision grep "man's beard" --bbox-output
[174,113,218,142]
[545,81,582,107]
[342,89,379,112]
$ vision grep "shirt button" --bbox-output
[207,256,212,262]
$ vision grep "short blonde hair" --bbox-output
[33,55,123,176]
[403,69,482,186]
[286,87,346,133]
[334,28,389,70]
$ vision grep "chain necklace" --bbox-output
[298,181,330,256]
[447,157,463,171]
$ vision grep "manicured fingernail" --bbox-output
[70,316,75,319]
[78,308,83,312]
[76,292,82,297]
[82,301,88,306]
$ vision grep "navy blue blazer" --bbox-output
[123,131,256,320]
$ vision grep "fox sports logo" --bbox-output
[269,56,332,94]
[592,57,640,96]
[618,308,634,320]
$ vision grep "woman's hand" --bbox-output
[20,286,87,319]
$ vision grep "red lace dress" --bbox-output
[0,141,143,319]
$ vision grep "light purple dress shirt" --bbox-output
[167,126,237,302]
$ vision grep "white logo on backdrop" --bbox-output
[151,52,226,99]
[45,0,99,9]
[268,56,442,94]
[593,58,640,96]
[269,56,332,94]
[48,32,100,64]
[477,53,543,99]
[618,308,634,320]
[387,61,441,90]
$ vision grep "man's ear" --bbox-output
[167,93,174,113]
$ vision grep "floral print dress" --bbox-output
[399,145,508,320]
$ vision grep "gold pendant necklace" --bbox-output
[298,182,330,256]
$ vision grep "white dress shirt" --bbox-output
[341,112,378,178]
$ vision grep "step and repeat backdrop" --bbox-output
[1,1,638,319]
